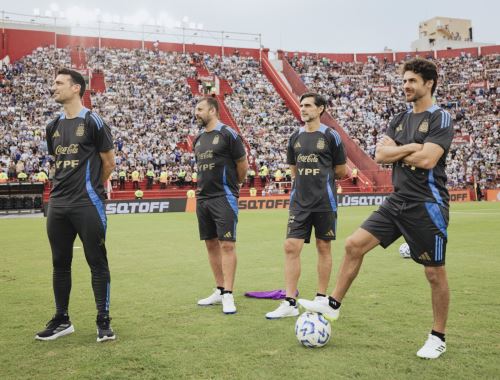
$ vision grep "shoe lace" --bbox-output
[46,315,68,328]
[428,335,444,346]
[96,316,112,330]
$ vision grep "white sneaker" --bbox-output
[298,297,340,321]
[222,293,237,314]
[416,334,446,359]
[314,295,328,302]
[197,288,223,306]
[265,301,299,319]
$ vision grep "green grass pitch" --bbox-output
[0,202,499,379]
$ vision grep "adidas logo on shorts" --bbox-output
[419,252,431,261]
[224,231,232,238]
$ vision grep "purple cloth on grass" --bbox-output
[244,289,299,300]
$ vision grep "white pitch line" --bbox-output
[452,208,499,211]
[450,211,500,215]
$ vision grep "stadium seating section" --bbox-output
[0,44,498,201]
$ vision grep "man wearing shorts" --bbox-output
[266,93,346,319]
[299,58,454,359]
[193,97,248,314]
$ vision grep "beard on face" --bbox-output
[196,115,208,127]
[409,94,422,103]
[405,90,416,102]
[302,113,319,123]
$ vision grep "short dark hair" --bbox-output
[198,96,220,115]
[401,58,438,95]
[57,68,86,97]
[299,92,327,115]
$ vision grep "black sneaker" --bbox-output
[96,315,116,342]
[35,315,75,341]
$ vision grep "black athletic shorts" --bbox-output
[197,196,238,241]
[361,196,449,266]
[286,209,337,244]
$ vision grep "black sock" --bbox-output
[316,293,326,298]
[221,290,232,295]
[217,286,225,294]
[328,296,341,310]
[431,330,445,342]
[285,297,296,306]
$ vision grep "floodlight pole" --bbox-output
[182,26,185,54]
[221,30,224,56]
[0,11,4,60]
[259,33,262,63]
[98,20,101,50]
[141,25,145,51]
[54,16,57,50]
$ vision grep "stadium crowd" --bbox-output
[87,48,199,187]
[204,54,300,175]
[0,46,497,192]
[288,53,499,190]
[0,47,70,182]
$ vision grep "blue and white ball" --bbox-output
[399,242,411,258]
[295,312,331,348]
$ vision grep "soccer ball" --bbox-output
[295,312,331,348]
[399,242,411,258]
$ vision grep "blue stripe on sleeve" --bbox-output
[90,114,103,130]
